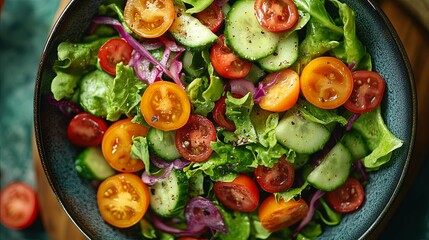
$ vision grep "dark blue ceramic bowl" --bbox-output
[34,0,416,239]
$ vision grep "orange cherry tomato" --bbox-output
[101,118,148,172]
[258,68,300,112]
[326,177,365,213]
[254,0,299,32]
[97,173,150,228]
[258,195,309,232]
[140,81,191,131]
[124,0,175,38]
[214,174,260,212]
[300,56,354,109]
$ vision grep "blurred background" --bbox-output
[1,0,428,239]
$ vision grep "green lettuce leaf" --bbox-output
[250,106,279,148]
[181,0,214,14]
[186,75,223,116]
[106,63,147,121]
[351,107,403,170]
[131,136,151,174]
[298,100,348,126]
[215,205,250,240]
[79,69,113,117]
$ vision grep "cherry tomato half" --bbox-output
[124,0,175,38]
[194,3,224,33]
[175,114,217,162]
[67,112,108,147]
[254,156,295,193]
[97,173,150,228]
[213,95,236,132]
[102,118,148,172]
[258,195,308,232]
[343,70,386,114]
[214,174,260,212]
[98,38,133,75]
[254,0,299,32]
[0,182,39,230]
[210,35,252,79]
[258,68,300,112]
[300,56,354,109]
[140,81,191,131]
[326,177,365,213]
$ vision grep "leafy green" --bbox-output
[250,106,279,148]
[351,107,403,170]
[298,100,348,126]
[315,198,342,226]
[215,205,250,240]
[131,136,151,173]
[181,0,214,14]
[106,63,147,121]
[51,38,110,100]
[79,69,113,117]
[186,75,223,116]
[225,93,258,145]
[275,182,310,202]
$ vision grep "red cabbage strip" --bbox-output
[294,190,325,236]
[92,16,185,88]
[352,159,368,182]
[47,95,82,118]
[151,197,227,236]
[141,157,190,185]
[229,79,256,97]
[130,51,160,84]
[345,113,360,131]
[254,72,281,103]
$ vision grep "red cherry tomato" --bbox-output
[343,70,386,114]
[98,38,133,75]
[213,95,236,132]
[0,182,39,230]
[326,177,365,213]
[67,112,108,147]
[210,35,252,79]
[214,174,260,212]
[175,114,217,162]
[194,3,224,33]
[254,156,295,193]
[254,0,299,32]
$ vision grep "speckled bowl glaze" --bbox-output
[34,0,416,239]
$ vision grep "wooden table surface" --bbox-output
[33,0,429,239]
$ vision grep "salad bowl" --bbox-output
[34,0,416,239]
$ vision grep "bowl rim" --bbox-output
[33,0,417,239]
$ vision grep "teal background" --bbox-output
[0,0,428,239]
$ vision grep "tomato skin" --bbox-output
[300,56,354,109]
[175,114,217,162]
[124,0,175,38]
[210,35,252,79]
[213,95,236,131]
[101,118,148,172]
[140,81,191,131]
[0,182,39,230]
[214,174,260,212]
[254,0,299,32]
[97,173,150,228]
[258,68,300,112]
[326,177,365,213]
[258,195,308,232]
[254,156,295,193]
[194,3,224,33]
[67,112,108,147]
[344,70,386,114]
[98,38,133,75]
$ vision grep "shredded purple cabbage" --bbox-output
[92,16,185,88]
[294,190,325,235]
[151,197,227,236]
[47,95,82,118]
[345,113,360,131]
[141,157,190,185]
[352,159,368,182]
[141,164,174,185]
[229,79,255,97]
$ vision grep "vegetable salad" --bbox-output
[50,0,404,239]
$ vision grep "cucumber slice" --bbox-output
[75,147,116,181]
[169,7,218,49]
[276,107,331,154]
[258,31,299,72]
[341,129,370,161]
[307,143,353,191]
[224,0,281,61]
[147,128,181,161]
[149,169,188,217]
